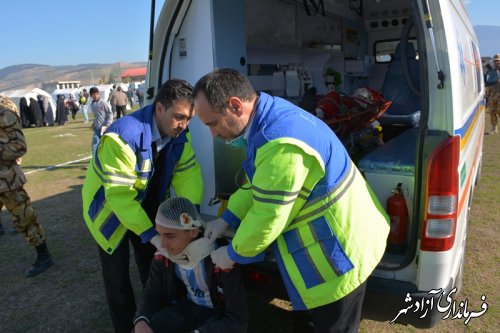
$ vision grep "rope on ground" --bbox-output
[24,156,92,175]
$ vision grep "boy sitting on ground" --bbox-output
[133,197,248,333]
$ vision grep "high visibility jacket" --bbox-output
[82,104,203,254]
[222,92,389,310]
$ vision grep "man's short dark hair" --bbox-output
[117,86,122,91]
[89,87,99,94]
[154,79,194,111]
[193,68,256,113]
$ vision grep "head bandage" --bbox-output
[155,197,214,269]
[155,197,204,230]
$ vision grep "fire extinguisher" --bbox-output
[386,183,409,254]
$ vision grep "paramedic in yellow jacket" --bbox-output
[193,69,389,332]
[82,79,203,333]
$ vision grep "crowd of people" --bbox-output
[1,69,391,333]
[15,85,145,129]
[18,92,82,128]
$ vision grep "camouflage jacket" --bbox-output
[0,108,27,193]
[486,82,500,109]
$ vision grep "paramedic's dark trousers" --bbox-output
[98,232,156,333]
[292,280,367,333]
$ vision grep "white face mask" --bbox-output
[167,237,215,270]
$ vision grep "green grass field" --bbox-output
[0,110,497,332]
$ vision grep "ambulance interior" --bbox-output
[240,0,426,267]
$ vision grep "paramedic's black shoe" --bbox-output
[26,242,54,277]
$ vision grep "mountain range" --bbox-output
[0,25,498,92]
[0,62,146,92]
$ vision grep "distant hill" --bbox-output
[0,62,147,92]
[475,25,500,58]
[2,25,496,91]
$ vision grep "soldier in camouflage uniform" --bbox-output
[485,54,500,134]
[0,201,18,235]
[0,95,54,277]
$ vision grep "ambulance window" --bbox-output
[374,39,418,63]
[471,41,482,93]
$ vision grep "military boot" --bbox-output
[26,242,54,277]
[487,124,498,135]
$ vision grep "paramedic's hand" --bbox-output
[150,235,169,258]
[210,246,234,270]
[100,126,107,136]
[204,218,229,241]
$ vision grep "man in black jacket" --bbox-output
[134,197,248,333]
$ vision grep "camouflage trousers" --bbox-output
[489,107,499,126]
[0,187,45,247]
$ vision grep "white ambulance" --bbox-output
[146,0,484,328]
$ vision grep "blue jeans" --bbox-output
[81,105,89,122]
[92,129,101,156]
[150,297,219,333]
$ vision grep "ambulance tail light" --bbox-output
[421,136,460,252]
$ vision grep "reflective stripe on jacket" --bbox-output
[82,104,203,254]
[222,92,389,310]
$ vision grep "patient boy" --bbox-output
[133,197,248,333]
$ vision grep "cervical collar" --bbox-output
[167,237,215,270]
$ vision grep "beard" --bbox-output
[225,115,246,140]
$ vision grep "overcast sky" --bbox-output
[0,0,495,69]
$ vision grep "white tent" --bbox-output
[81,84,132,109]
[80,84,114,107]
[51,88,81,106]
[98,84,116,106]
[79,83,134,110]
[1,87,57,119]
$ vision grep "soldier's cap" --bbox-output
[0,95,18,114]
[494,54,500,61]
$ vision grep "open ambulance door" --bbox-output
[147,0,249,216]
